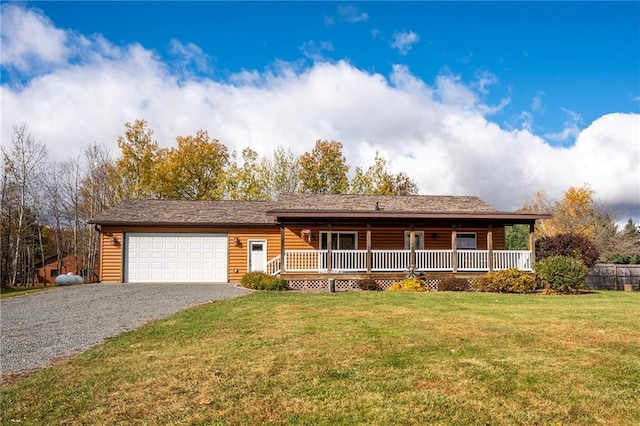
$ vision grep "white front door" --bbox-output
[248,240,267,272]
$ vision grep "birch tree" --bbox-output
[225,148,271,201]
[1,124,47,286]
[265,146,300,199]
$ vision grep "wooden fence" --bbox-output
[587,264,640,291]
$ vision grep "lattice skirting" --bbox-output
[285,278,477,292]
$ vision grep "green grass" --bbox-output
[2,291,640,425]
[0,285,52,298]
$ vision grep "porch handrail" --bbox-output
[493,250,532,271]
[284,249,327,272]
[415,250,453,271]
[272,249,533,273]
[458,249,489,271]
[331,250,367,272]
[372,250,410,271]
[266,254,281,276]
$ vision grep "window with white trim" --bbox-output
[456,233,477,250]
[404,231,425,250]
[320,232,357,250]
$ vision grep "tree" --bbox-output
[604,218,640,263]
[77,144,118,280]
[115,119,159,199]
[299,140,349,194]
[266,146,300,198]
[535,233,599,268]
[350,152,418,195]
[545,185,596,238]
[154,130,229,200]
[519,185,597,239]
[518,189,555,237]
[225,148,270,201]
[1,124,47,286]
[505,224,529,250]
[591,212,619,262]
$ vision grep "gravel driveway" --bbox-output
[1,283,250,378]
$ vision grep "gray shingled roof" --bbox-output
[271,193,498,213]
[90,194,546,226]
[89,199,277,225]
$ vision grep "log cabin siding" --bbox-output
[99,228,123,282]
[228,227,281,282]
[97,224,507,282]
[99,225,281,283]
[282,225,506,250]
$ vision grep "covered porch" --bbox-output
[265,193,548,279]
[267,247,532,275]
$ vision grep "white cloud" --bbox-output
[390,31,419,55]
[531,92,544,111]
[0,4,69,73]
[168,39,211,76]
[2,5,638,217]
[475,70,497,95]
[545,108,583,143]
[336,5,369,23]
[300,41,335,62]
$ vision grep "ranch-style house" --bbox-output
[88,193,549,290]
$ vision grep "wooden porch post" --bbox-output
[327,223,332,273]
[451,225,458,273]
[280,224,286,273]
[529,222,536,268]
[409,224,416,272]
[487,224,494,272]
[366,223,372,273]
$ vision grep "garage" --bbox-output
[125,233,228,283]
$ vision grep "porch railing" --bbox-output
[493,250,532,271]
[271,249,533,275]
[266,255,281,276]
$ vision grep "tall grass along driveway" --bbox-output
[2,291,639,425]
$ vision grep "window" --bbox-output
[320,232,357,250]
[404,231,425,250]
[50,269,59,278]
[456,233,477,250]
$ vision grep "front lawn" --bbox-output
[2,291,639,425]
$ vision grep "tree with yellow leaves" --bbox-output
[350,151,418,195]
[546,185,596,237]
[519,185,596,239]
[154,130,229,200]
[299,140,349,194]
[114,119,159,200]
[225,148,271,201]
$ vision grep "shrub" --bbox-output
[475,268,537,293]
[437,277,469,291]
[534,256,588,294]
[356,279,381,291]
[536,233,599,268]
[240,272,288,291]
[388,277,428,292]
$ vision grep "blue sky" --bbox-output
[25,1,639,140]
[1,1,639,216]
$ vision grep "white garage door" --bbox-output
[125,233,228,283]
